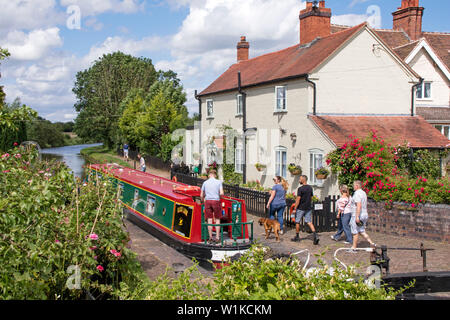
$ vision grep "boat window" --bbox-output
[134,189,139,202]
[118,183,124,198]
[146,195,156,216]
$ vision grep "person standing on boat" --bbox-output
[291,175,319,245]
[137,153,146,172]
[200,169,224,244]
[266,176,288,235]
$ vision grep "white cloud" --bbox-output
[60,0,146,16]
[0,0,65,33]
[3,28,63,61]
[332,5,382,28]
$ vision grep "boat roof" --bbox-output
[89,163,195,203]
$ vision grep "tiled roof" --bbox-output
[393,41,420,60]
[310,115,450,149]
[374,29,411,48]
[199,23,367,96]
[416,107,450,122]
[330,24,450,73]
[422,32,450,73]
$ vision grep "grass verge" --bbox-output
[81,145,132,168]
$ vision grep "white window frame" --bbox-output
[309,149,325,186]
[235,139,244,174]
[416,81,433,100]
[146,195,156,216]
[275,146,287,178]
[236,94,243,116]
[435,125,450,139]
[274,86,287,113]
[206,99,214,119]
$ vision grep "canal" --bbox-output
[40,143,102,178]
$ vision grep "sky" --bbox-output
[0,0,449,122]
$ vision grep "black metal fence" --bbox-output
[173,172,339,233]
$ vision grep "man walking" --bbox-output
[200,169,224,244]
[349,180,376,251]
[291,175,319,245]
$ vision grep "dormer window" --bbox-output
[416,81,432,100]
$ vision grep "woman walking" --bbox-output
[266,176,289,235]
[331,185,353,244]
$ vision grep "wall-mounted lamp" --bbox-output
[290,133,297,141]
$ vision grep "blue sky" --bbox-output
[1,0,448,122]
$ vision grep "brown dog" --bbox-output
[258,218,281,241]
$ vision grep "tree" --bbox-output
[72,52,157,149]
[0,48,11,106]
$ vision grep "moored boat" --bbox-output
[87,163,254,269]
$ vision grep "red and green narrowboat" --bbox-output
[87,163,254,269]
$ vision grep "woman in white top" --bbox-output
[331,185,353,244]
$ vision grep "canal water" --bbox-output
[40,143,102,178]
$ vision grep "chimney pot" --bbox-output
[299,1,331,45]
[237,36,250,62]
[393,0,424,40]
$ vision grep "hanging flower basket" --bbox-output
[315,167,330,180]
[288,164,302,176]
[255,163,266,172]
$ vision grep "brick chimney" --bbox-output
[237,36,250,62]
[392,0,424,41]
[299,1,332,45]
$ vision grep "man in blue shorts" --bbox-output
[291,175,319,245]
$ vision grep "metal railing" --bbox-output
[202,221,254,246]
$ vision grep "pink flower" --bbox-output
[14,154,21,159]
[110,249,121,258]
[2,170,10,173]
[1,153,10,159]
[89,246,97,251]
[89,233,99,241]
[13,142,18,146]
[96,265,104,272]
[55,239,60,244]
[411,203,416,208]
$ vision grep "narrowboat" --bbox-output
[87,163,254,269]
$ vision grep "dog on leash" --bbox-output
[258,218,281,241]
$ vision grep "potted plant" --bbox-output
[205,161,218,174]
[315,167,330,180]
[255,163,266,172]
[288,163,302,176]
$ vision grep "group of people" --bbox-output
[266,176,375,251]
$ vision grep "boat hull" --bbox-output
[125,208,251,270]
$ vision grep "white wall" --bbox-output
[410,47,450,107]
[312,28,416,115]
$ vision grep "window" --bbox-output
[275,86,287,112]
[416,82,432,100]
[235,139,244,173]
[146,195,156,216]
[275,146,287,178]
[309,149,324,185]
[435,125,450,139]
[118,183,124,199]
[206,143,217,165]
[206,99,214,118]
[134,189,139,202]
[236,94,243,116]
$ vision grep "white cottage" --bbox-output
[192,0,449,198]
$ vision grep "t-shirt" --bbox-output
[352,189,368,218]
[271,184,286,206]
[297,185,313,211]
[337,196,352,214]
[140,157,146,168]
[123,144,129,150]
[201,178,223,201]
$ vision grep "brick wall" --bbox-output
[366,200,450,243]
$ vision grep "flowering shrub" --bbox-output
[0,145,145,299]
[326,131,450,206]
